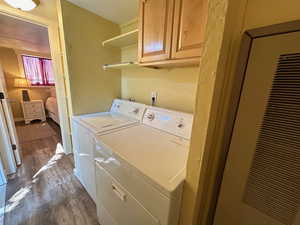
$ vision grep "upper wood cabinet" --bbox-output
[138,0,174,63]
[138,0,207,67]
[172,0,207,59]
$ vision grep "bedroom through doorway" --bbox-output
[0,12,64,180]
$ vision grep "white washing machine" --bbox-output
[94,107,193,225]
[72,99,146,201]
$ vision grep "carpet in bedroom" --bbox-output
[16,122,57,143]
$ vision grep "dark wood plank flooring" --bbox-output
[5,120,99,225]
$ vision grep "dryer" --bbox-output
[72,99,146,201]
[94,107,193,225]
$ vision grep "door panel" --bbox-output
[0,63,21,166]
[0,63,7,96]
[0,155,7,185]
[171,0,207,59]
[138,0,174,63]
[2,99,21,165]
[214,32,300,225]
[0,103,16,174]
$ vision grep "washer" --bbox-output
[72,99,146,201]
[94,106,193,225]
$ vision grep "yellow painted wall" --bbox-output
[60,0,121,115]
[244,0,300,30]
[122,66,198,113]
[0,47,52,119]
[120,22,199,113]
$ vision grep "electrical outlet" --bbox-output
[151,92,158,105]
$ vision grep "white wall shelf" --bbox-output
[102,29,138,48]
[103,62,139,70]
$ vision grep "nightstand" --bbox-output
[21,100,46,124]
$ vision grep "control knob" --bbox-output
[132,108,139,114]
[146,113,155,121]
[178,123,184,128]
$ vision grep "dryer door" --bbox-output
[95,162,159,225]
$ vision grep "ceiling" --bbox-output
[0,14,50,53]
[66,0,138,24]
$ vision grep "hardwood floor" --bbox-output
[5,120,99,225]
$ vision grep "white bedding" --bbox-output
[45,97,60,125]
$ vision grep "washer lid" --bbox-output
[72,99,147,134]
[96,125,190,198]
[75,112,139,134]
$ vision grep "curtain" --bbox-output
[22,55,55,86]
[42,59,55,85]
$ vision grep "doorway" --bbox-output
[213,23,300,225]
[0,11,86,225]
[0,8,72,157]
[0,13,63,169]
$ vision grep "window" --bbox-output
[22,55,55,86]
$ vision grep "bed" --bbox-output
[45,87,60,125]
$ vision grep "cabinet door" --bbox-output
[138,0,174,63]
[171,0,207,59]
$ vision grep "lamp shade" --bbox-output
[4,0,39,11]
[14,78,30,88]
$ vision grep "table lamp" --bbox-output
[14,78,31,101]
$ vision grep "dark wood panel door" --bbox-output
[138,0,174,63]
[171,0,207,59]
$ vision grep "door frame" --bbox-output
[0,4,73,155]
[196,19,300,225]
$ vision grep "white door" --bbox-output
[0,155,7,186]
[0,103,16,175]
[0,63,21,166]
[0,63,7,95]
[214,32,300,225]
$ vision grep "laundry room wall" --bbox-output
[0,47,52,120]
[120,21,199,114]
[243,0,300,30]
[59,0,121,115]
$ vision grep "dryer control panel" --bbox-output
[143,107,194,140]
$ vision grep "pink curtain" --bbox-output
[22,55,55,86]
[42,59,55,85]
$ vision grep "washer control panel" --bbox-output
[110,99,146,121]
[143,107,193,139]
